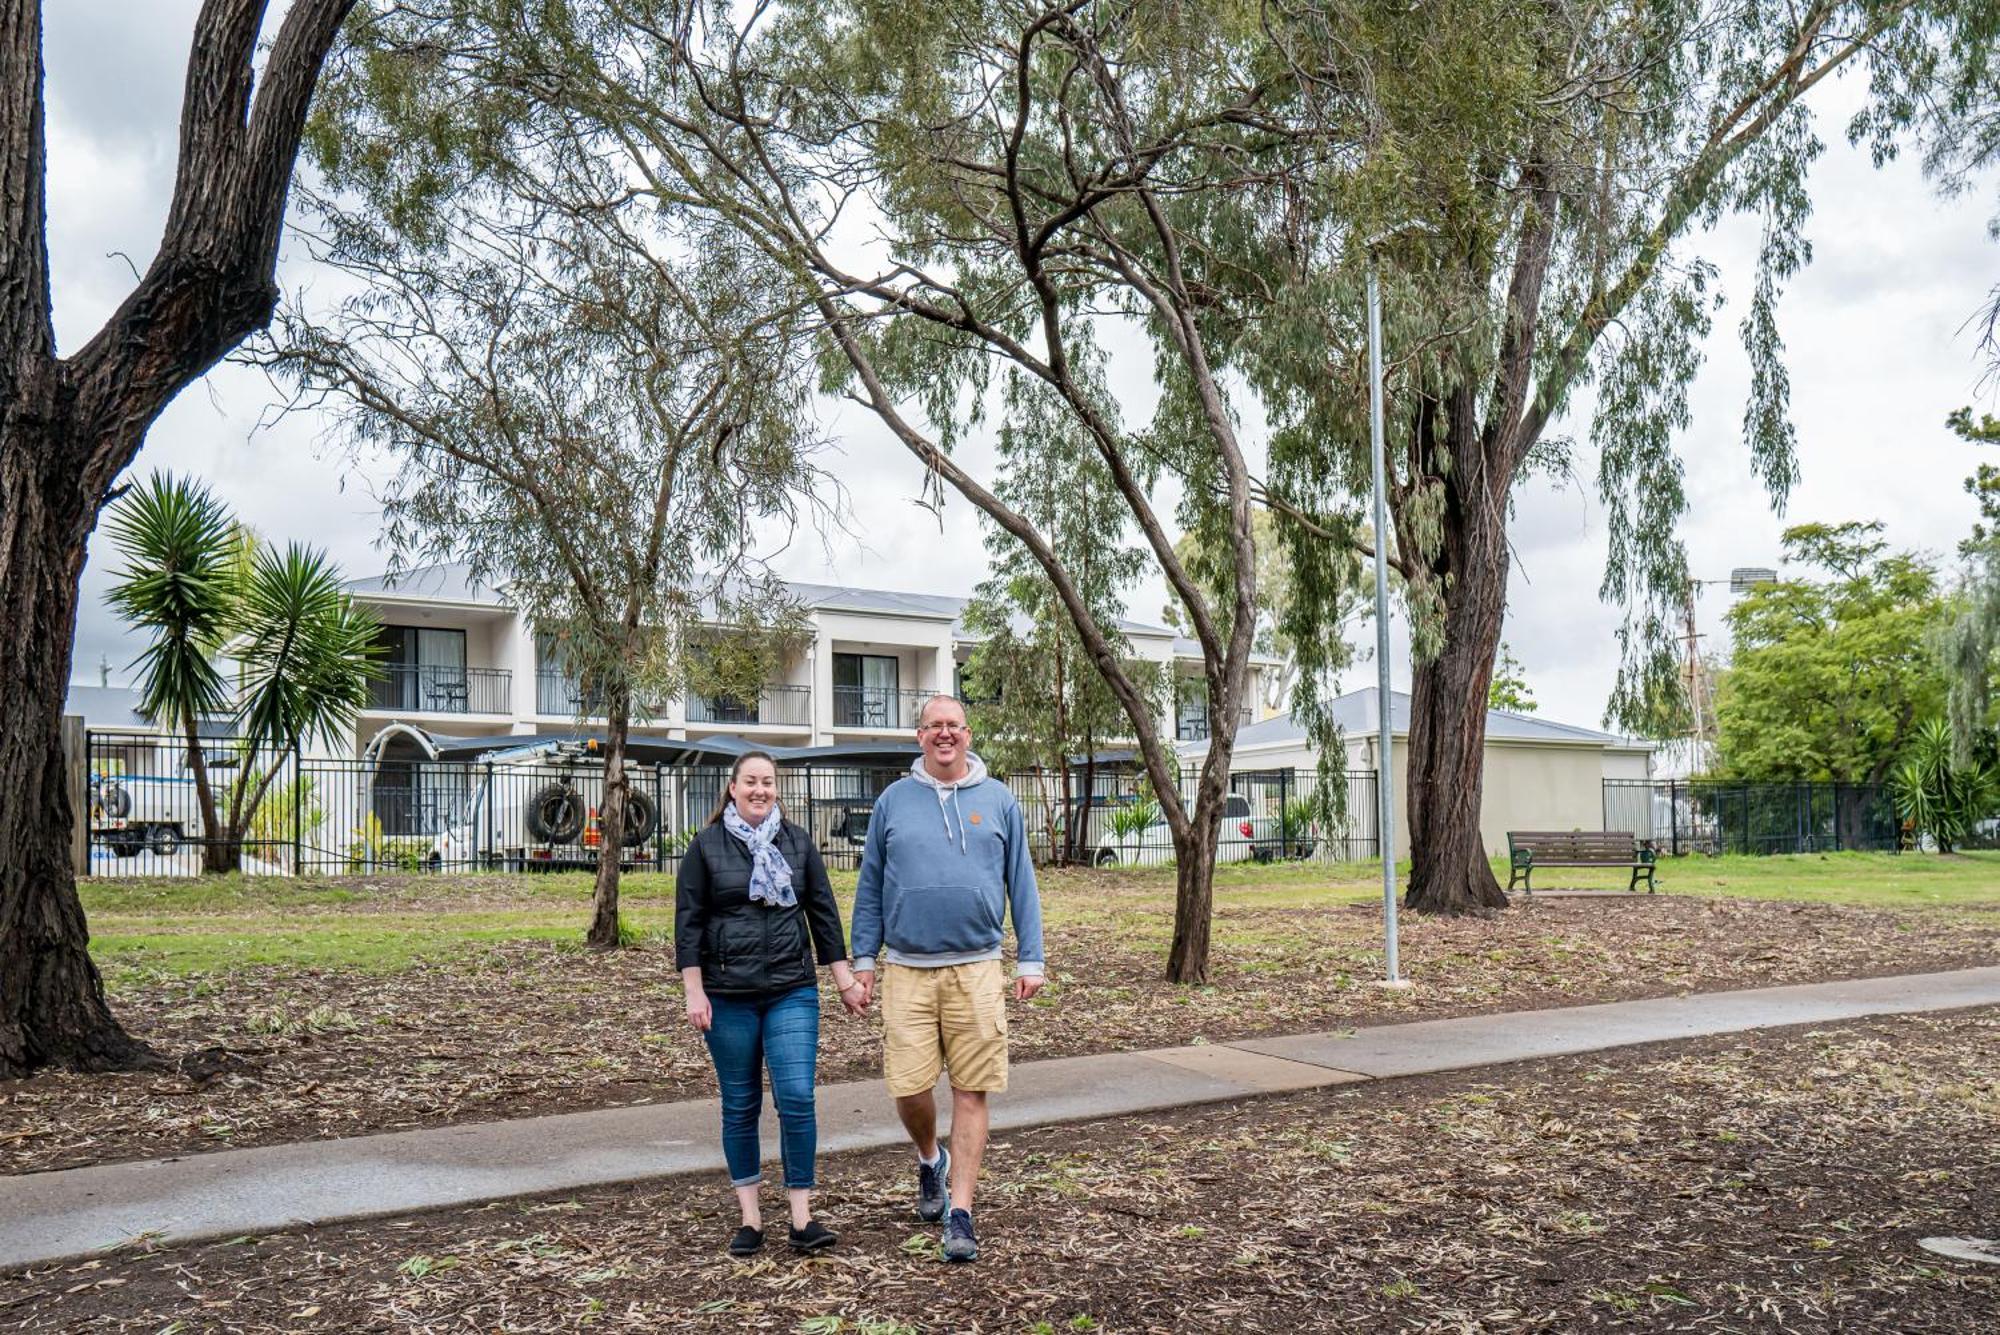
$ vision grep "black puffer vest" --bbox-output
[678,820,832,996]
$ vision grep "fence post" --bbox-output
[1277,767,1291,857]
[292,744,303,876]
[484,761,495,869]
[653,764,665,872]
[62,716,88,878]
[1669,780,1680,858]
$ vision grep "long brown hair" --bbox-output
[705,750,782,826]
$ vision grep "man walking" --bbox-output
[851,693,1045,1263]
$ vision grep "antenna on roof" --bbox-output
[98,655,109,688]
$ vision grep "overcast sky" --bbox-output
[50,2,2000,732]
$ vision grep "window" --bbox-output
[372,626,468,711]
[1175,681,1211,742]
[833,653,900,727]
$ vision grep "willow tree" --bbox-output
[321,1,1313,981]
[1,0,358,1078]
[1228,0,2000,912]
[266,123,826,949]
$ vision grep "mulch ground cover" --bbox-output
[2,889,1996,1176]
[4,1008,1994,1332]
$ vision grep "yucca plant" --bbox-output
[106,473,380,872]
[1891,718,2000,854]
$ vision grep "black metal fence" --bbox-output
[84,729,1379,876]
[1603,779,1903,856]
[86,731,302,874]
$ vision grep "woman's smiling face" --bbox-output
[731,756,778,822]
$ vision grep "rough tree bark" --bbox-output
[586,678,631,951]
[0,0,357,1079]
[1404,489,1512,915]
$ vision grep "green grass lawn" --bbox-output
[77,850,2000,982]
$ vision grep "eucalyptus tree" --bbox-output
[313,0,1326,980]
[1,0,359,1078]
[1943,409,2000,759]
[960,372,1163,864]
[1229,0,2000,912]
[266,132,827,950]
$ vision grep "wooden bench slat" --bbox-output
[1505,829,1657,896]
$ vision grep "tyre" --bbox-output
[526,783,585,845]
[108,831,143,858]
[621,790,658,847]
[146,824,181,858]
[1094,847,1117,867]
[99,784,132,820]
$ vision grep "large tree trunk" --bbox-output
[0,0,356,1076]
[585,684,630,950]
[0,447,156,1077]
[1404,472,1512,916]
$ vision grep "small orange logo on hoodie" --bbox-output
[968,812,982,825]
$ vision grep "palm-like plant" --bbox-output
[105,474,238,865]
[106,473,380,871]
[1891,718,2000,855]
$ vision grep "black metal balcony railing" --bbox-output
[368,664,511,715]
[832,685,936,730]
[687,684,813,728]
[1176,705,1255,743]
[536,670,608,717]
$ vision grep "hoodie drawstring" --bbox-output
[935,783,967,853]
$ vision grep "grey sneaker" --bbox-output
[942,1207,978,1263]
[916,1147,951,1222]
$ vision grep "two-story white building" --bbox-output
[341,563,1274,758]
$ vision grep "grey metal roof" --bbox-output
[345,562,1183,642]
[344,563,506,604]
[63,685,152,731]
[1186,688,1652,753]
[62,685,238,737]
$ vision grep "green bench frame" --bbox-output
[1506,830,1657,894]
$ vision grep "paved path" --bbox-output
[5,966,1997,1272]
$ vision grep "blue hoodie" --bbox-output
[851,754,1044,978]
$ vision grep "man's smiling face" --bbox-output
[917,696,971,778]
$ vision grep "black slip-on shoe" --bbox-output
[788,1219,838,1253]
[728,1225,765,1257]
[917,1147,951,1222]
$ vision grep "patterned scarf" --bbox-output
[721,801,795,908]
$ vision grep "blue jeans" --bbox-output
[703,985,821,1189]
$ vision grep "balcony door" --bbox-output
[375,626,468,713]
[833,653,899,728]
[1175,681,1211,741]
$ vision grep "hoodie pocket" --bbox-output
[887,883,1004,955]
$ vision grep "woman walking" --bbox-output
[676,750,866,1256]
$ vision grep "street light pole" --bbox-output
[1365,255,1400,984]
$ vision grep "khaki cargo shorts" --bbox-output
[880,960,1009,1097]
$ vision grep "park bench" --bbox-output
[1506,830,1657,894]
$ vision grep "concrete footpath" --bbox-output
[5,966,1998,1272]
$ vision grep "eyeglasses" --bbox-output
[918,721,968,734]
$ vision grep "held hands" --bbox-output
[834,963,871,1017]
